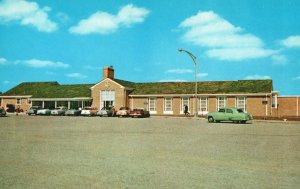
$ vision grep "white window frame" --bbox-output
[236,96,247,112]
[272,94,278,108]
[16,98,22,105]
[180,97,189,114]
[148,98,157,114]
[217,96,227,110]
[100,90,115,109]
[198,97,208,115]
[164,97,173,114]
[27,98,31,105]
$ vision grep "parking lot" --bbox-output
[0,115,300,189]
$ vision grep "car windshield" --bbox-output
[120,107,129,110]
[218,109,225,113]
[237,109,244,113]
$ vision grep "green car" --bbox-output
[206,107,253,124]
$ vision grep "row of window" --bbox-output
[14,98,31,105]
[148,97,247,114]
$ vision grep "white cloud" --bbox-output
[159,79,187,82]
[69,12,118,34]
[207,48,275,61]
[293,76,300,80]
[69,4,149,35]
[3,80,9,84]
[280,36,300,48]
[271,54,288,65]
[66,73,87,79]
[0,0,57,32]
[117,4,150,27]
[19,59,69,68]
[0,57,7,64]
[197,72,208,78]
[179,11,275,61]
[244,75,271,80]
[165,69,193,74]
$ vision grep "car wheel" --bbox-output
[208,116,214,123]
[241,120,247,124]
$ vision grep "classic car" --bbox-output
[65,109,82,116]
[36,108,51,115]
[116,107,131,117]
[97,107,114,117]
[27,106,43,115]
[206,107,253,124]
[129,108,150,118]
[51,107,68,116]
[0,107,6,117]
[81,107,98,116]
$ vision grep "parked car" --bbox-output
[97,107,113,117]
[116,107,131,117]
[51,107,67,116]
[206,107,253,124]
[81,107,97,116]
[36,108,51,116]
[5,104,15,113]
[0,107,6,117]
[65,109,82,116]
[27,106,43,115]
[129,108,150,118]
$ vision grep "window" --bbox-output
[100,90,115,109]
[272,94,278,108]
[27,98,31,105]
[149,98,156,113]
[180,97,189,114]
[164,97,173,114]
[16,98,22,105]
[226,109,233,113]
[236,97,247,112]
[198,97,208,114]
[217,97,226,110]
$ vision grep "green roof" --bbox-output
[130,80,273,95]
[2,79,273,98]
[3,82,93,98]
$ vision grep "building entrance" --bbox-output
[100,90,115,109]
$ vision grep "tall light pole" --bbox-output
[178,48,198,117]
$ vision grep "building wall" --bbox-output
[0,97,31,112]
[127,95,280,117]
[277,97,299,116]
[247,96,275,116]
[91,79,126,111]
[129,97,148,110]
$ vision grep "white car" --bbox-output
[37,109,51,115]
[116,107,130,117]
[51,107,67,116]
[81,107,97,116]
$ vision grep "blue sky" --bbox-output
[1,0,300,95]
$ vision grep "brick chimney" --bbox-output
[103,66,114,79]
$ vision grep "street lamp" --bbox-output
[178,48,198,117]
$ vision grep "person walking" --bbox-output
[184,104,189,117]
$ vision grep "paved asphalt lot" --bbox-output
[0,115,299,189]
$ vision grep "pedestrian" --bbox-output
[16,106,20,116]
[184,104,189,116]
[111,106,116,116]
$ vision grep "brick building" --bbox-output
[1,66,299,117]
